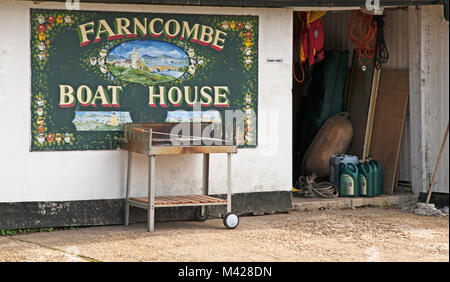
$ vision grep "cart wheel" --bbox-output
[194,207,208,222]
[223,213,239,229]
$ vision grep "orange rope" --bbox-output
[293,62,305,84]
[349,11,378,66]
[293,12,306,84]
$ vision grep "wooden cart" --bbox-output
[121,122,238,232]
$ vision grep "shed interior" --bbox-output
[291,8,411,196]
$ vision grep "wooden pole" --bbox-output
[426,122,449,204]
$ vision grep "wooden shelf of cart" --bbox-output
[129,195,227,208]
[121,122,239,232]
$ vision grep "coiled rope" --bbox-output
[348,11,377,66]
[298,174,339,198]
[374,15,389,69]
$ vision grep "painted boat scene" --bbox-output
[165,110,222,123]
[106,40,189,85]
[72,111,133,131]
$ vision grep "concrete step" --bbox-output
[292,193,417,211]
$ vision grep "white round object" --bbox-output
[224,213,239,229]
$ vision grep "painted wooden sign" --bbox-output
[30,9,258,151]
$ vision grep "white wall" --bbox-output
[0,1,293,202]
[409,5,449,194]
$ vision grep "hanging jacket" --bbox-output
[307,18,324,65]
[299,11,326,66]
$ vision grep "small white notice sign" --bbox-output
[266,58,283,64]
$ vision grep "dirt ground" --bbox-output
[0,207,448,262]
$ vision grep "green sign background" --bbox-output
[30,8,258,151]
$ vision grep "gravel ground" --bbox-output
[0,207,448,262]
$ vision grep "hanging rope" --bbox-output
[348,11,378,66]
[293,12,306,84]
[374,15,389,69]
[293,62,305,83]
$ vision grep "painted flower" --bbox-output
[56,15,63,24]
[230,21,236,29]
[245,56,252,65]
[37,97,45,107]
[237,22,243,29]
[47,16,55,24]
[36,117,44,125]
[37,15,45,24]
[64,133,71,143]
[245,32,252,39]
[244,48,252,56]
[37,107,44,116]
[55,133,62,143]
[188,65,196,75]
[90,57,97,66]
[38,24,46,32]
[244,39,253,48]
[37,125,45,134]
[222,21,229,30]
[37,42,46,51]
[237,132,245,145]
[99,49,107,57]
[245,22,252,30]
[197,57,204,65]
[246,95,251,104]
[38,32,46,41]
[187,48,195,58]
[37,134,45,144]
[64,15,72,24]
[38,52,46,61]
[46,134,55,143]
[100,65,108,74]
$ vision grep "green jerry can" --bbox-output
[339,161,359,197]
[367,157,384,195]
[372,160,384,195]
[358,161,375,197]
